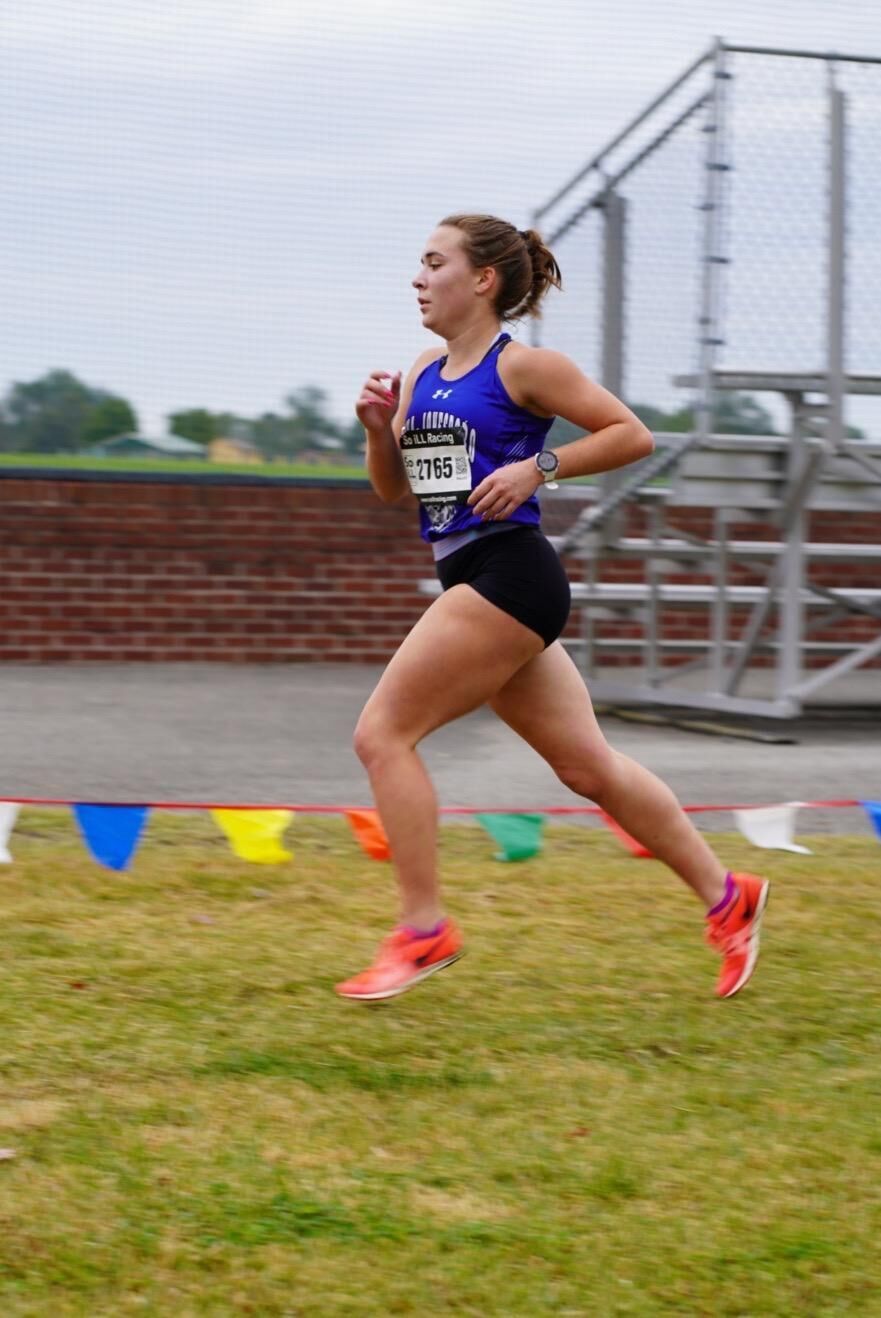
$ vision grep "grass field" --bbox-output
[0,453,369,481]
[1,811,879,1315]
[0,453,606,486]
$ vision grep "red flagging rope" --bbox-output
[0,796,863,813]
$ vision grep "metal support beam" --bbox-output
[596,191,629,542]
[790,633,881,699]
[601,192,627,398]
[775,414,808,699]
[694,39,729,449]
[711,509,730,691]
[724,433,827,696]
[532,45,713,223]
[827,73,847,451]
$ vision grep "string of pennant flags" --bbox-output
[0,796,879,872]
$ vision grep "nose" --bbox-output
[412,270,426,290]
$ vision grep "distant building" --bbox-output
[296,447,361,466]
[87,432,207,459]
[297,436,359,466]
[207,436,263,464]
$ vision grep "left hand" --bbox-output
[467,459,542,521]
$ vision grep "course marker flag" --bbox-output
[72,804,149,871]
[860,800,881,841]
[732,802,812,854]
[345,809,391,860]
[476,813,544,862]
[211,809,293,864]
[0,802,20,863]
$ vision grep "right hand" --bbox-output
[355,369,402,433]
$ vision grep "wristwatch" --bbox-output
[534,450,560,485]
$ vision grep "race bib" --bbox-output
[401,426,472,509]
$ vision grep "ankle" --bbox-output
[400,917,447,939]
[707,872,737,918]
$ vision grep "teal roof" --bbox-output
[91,433,206,457]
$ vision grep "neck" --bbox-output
[443,319,503,372]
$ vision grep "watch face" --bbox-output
[536,451,558,473]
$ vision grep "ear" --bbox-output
[475,266,498,299]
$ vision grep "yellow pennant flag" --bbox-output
[211,809,293,864]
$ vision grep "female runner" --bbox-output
[336,213,768,1003]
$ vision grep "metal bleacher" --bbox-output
[552,379,881,718]
[543,363,881,722]
[419,367,881,718]
[418,410,881,720]
[525,43,881,719]
[418,44,881,719]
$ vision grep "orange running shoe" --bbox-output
[705,872,770,998]
[335,920,464,1002]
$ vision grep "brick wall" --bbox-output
[0,472,878,665]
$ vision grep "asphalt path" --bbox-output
[1,664,878,835]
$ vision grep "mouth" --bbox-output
[418,300,430,312]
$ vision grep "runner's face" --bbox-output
[412,227,490,335]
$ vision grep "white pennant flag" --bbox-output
[732,802,812,855]
[0,802,21,863]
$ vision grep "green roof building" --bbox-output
[87,432,207,459]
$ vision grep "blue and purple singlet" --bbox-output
[401,334,555,557]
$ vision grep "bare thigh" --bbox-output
[356,584,545,748]
[488,641,615,784]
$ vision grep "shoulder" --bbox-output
[498,343,583,415]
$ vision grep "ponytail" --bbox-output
[515,227,563,319]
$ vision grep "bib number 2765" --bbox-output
[401,426,471,506]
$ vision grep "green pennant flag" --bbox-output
[475,813,545,862]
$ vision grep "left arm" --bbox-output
[468,347,654,520]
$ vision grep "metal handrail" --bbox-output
[546,92,709,246]
[532,45,713,223]
[557,436,697,553]
[533,40,881,230]
[723,43,881,64]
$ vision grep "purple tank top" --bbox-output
[401,334,555,543]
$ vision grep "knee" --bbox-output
[353,708,400,771]
[353,712,381,769]
[554,747,620,803]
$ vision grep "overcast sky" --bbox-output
[2,0,880,436]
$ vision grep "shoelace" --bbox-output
[708,921,752,955]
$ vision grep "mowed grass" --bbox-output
[1,812,879,1316]
[0,453,368,481]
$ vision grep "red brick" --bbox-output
[2,476,879,666]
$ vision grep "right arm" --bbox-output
[356,349,443,503]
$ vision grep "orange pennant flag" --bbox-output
[346,809,391,861]
[600,811,654,858]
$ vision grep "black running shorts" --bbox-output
[435,525,571,648]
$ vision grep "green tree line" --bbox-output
[0,367,864,459]
[0,371,364,459]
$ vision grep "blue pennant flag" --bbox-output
[860,800,881,842]
[73,804,149,871]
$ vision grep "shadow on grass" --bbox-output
[200,1050,495,1093]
